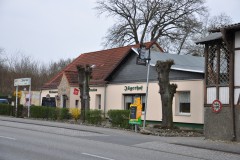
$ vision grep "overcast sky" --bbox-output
[1,0,240,64]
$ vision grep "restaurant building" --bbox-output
[41,42,205,126]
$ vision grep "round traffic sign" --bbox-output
[211,100,222,113]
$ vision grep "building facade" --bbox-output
[41,42,205,126]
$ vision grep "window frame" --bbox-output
[176,91,191,116]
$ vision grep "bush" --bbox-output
[107,110,130,129]
[70,108,81,121]
[85,109,102,125]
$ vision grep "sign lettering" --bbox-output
[124,86,143,91]
[14,78,31,86]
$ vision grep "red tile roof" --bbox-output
[42,42,162,89]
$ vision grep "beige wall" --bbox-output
[106,80,204,124]
[20,91,41,106]
[68,86,105,109]
[40,77,204,124]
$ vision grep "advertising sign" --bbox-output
[129,97,142,125]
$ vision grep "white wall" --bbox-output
[235,31,240,48]
[235,50,240,86]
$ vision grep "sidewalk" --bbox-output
[0,116,240,155]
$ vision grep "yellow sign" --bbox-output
[129,97,142,125]
[13,91,22,98]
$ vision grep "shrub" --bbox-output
[70,108,81,121]
[85,109,102,125]
[107,110,130,129]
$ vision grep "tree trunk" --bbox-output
[77,65,92,122]
[156,60,177,128]
[77,65,86,121]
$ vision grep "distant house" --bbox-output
[41,42,205,126]
[196,23,240,141]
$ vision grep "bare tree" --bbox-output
[95,0,207,48]
[0,51,72,96]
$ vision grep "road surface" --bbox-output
[0,118,240,160]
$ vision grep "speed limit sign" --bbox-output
[211,100,222,113]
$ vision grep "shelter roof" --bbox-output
[195,32,222,44]
[196,22,240,44]
[210,23,240,32]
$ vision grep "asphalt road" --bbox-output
[0,118,240,160]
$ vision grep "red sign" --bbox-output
[73,88,79,95]
[211,100,222,113]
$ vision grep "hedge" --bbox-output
[107,110,130,129]
[30,106,71,120]
[0,104,26,117]
[85,109,102,125]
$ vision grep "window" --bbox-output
[207,43,230,85]
[96,94,101,109]
[75,100,79,108]
[178,91,190,115]
[124,94,145,111]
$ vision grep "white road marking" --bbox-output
[82,153,115,160]
[0,135,16,140]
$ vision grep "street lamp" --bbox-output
[137,43,151,130]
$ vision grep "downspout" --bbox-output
[39,89,42,106]
[103,83,107,118]
[221,29,236,141]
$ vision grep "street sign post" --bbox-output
[14,78,31,117]
[136,43,151,130]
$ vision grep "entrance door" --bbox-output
[96,94,101,109]
[62,95,67,108]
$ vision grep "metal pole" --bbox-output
[28,84,31,118]
[15,86,18,117]
[143,59,150,130]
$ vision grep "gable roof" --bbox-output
[42,42,162,89]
